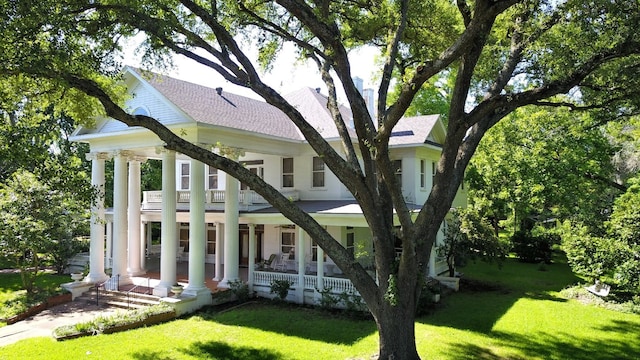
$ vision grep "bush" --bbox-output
[269,279,292,300]
[228,279,251,302]
[511,230,555,263]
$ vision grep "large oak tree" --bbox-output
[2,1,640,358]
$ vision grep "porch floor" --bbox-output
[129,256,249,293]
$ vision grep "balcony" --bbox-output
[141,189,299,211]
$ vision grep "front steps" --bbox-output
[75,286,161,310]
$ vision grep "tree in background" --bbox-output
[438,208,507,277]
[467,107,622,235]
[0,171,88,294]
[3,1,640,358]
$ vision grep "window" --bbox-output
[393,159,402,186]
[280,225,296,258]
[346,228,355,258]
[179,223,189,252]
[420,159,426,189]
[208,166,218,189]
[312,156,325,188]
[282,157,294,188]
[206,223,216,254]
[180,163,190,190]
[432,161,437,185]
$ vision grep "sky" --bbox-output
[123,37,380,103]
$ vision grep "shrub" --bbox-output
[228,279,251,302]
[269,279,292,300]
[511,230,555,263]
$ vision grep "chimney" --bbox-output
[216,87,223,95]
[315,87,321,94]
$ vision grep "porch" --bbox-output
[141,189,300,211]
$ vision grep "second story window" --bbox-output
[420,159,426,189]
[208,166,218,189]
[312,156,325,188]
[393,159,402,187]
[432,161,437,186]
[282,157,294,188]
[180,163,190,190]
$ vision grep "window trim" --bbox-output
[311,156,325,188]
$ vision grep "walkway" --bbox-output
[0,301,120,347]
[0,260,248,347]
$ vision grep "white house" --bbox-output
[70,67,467,311]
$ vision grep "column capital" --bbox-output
[128,155,147,164]
[155,146,175,155]
[86,152,111,161]
[213,143,244,160]
[113,149,135,159]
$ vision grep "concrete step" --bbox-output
[77,289,161,310]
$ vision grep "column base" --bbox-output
[85,272,109,284]
[183,286,211,298]
[153,284,170,297]
[127,268,147,277]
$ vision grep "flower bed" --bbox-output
[53,304,176,341]
[5,293,72,325]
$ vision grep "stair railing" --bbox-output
[96,274,120,306]
[125,277,151,308]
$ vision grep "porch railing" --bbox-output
[254,271,357,295]
[143,189,299,208]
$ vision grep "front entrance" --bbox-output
[239,225,263,266]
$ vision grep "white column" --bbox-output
[296,227,306,303]
[105,220,113,269]
[248,224,256,292]
[154,148,177,297]
[185,158,208,295]
[221,171,239,287]
[317,247,325,291]
[86,152,109,283]
[127,157,145,276]
[140,221,148,271]
[213,222,223,281]
[112,150,130,284]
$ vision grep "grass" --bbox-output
[0,271,71,323]
[1,254,639,359]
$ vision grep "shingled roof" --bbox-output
[141,70,304,140]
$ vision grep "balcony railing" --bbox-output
[142,189,299,210]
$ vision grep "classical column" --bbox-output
[296,227,306,303]
[213,222,223,281]
[185,158,208,295]
[316,247,325,292]
[221,171,240,287]
[127,156,146,276]
[85,152,110,283]
[154,148,177,297]
[112,150,131,284]
[247,223,256,292]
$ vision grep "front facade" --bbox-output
[71,67,467,309]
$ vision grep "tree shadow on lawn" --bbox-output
[444,325,640,360]
[200,301,377,345]
[131,341,283,360]
[419,257,580,334]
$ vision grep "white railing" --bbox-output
[143,189,299,207]
[254,271,299,287]
[253,271,357,295]
[323,276,358,295]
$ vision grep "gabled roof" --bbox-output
[73,67,445,147]
[138,69,304,141]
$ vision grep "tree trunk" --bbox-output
[374,302,421,360]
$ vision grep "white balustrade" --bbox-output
[143,189,298,207]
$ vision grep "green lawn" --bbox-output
[0,271,71,322]
[1,255,639,359]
